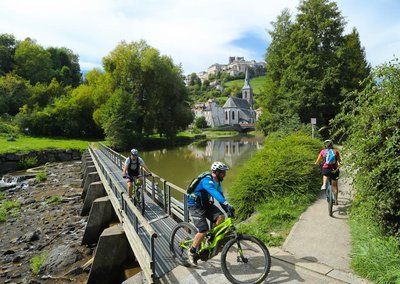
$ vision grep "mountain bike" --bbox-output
[124,174,150,215]
[169,209,271,284]
[325,177,334,217]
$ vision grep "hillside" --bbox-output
[223,76,265,94]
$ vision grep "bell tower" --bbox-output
[242,69,253,107]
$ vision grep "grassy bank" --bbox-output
[230,132,322,246]
[0,135,99,154]
[349,199,400,283]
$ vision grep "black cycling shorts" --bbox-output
[322,168,340,180]
[188,204,224,233]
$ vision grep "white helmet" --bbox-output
[130,148,139,156]
[211,161,229,172]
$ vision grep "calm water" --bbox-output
[134,136,264,193]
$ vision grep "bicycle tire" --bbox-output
[169,222,198,266]
[328,184,333,217]
[220,234,271,284]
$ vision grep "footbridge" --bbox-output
[80,143,191,284]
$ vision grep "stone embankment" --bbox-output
[0,149,81,174]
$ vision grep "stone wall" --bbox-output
[0,149,82,174]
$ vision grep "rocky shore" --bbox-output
[0,161,91,284]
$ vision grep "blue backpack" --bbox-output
[324,149,336,165]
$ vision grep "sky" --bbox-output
[1,0,399,75]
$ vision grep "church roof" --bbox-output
[223,96,251,109]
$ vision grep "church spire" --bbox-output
[242,68,253,106]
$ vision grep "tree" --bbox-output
[0,33,17,75]
[47,47,81,87]
[259,0,370,134]
[332,59,400,237]
[0,74,29,115]
[101,40,192,142]
[14,38,53,84]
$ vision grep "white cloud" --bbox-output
[0,0,399,73]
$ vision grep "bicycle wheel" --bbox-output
[221,234,271,284]
[327,184,333,217]
[170,222,198,266]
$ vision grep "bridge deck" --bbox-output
[93,148,180,278]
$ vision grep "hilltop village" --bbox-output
[189,56,265,128]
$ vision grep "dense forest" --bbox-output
[0,35,193,149]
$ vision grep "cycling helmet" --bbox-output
[130,148,139,156]
[324,139,333,147]
[211,161,229,172]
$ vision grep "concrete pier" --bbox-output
[87,225,130,284]
[81,196,117,245]
[81,181,106,216]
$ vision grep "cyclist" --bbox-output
[314,139,341,205]
[187,161,234,266]
[123,148,151,199]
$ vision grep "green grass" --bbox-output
[46,195,62,205]
[35,170,48,183]
[237,194,316,246]
[223,76,265,94]
[0,199,21,222]
[31,251,48,274]
[349,203,400,284]
[0,134,99,154]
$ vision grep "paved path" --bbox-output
[126,171,372,283]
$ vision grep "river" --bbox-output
[134,135,264,193]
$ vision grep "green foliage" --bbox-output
[17,156,38,170]
[31,251,48,274]
[259,0,370,134]
[35,170,48,183]
[230,132,321,219]
[237,194,316,246]
[14,38,53,84]
[0,199,21,222]
[349,199,400,283]
[332,59,400,237]
[194,116,209,129]
[46,195,61,205]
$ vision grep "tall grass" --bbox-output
[350,198,400,284]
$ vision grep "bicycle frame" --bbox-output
[180,217,235,260]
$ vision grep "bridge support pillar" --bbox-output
[81,196,116,245]
[81,165,96,188]
[82,171,100,200]
[87,225,129,284]
[81,181,106,216]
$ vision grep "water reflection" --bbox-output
[139,136,263,190]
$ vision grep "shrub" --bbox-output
[46,195,61,205]
[230,132,321,219]
[31,251,48,274]
[17,156,38,169]
[35,170,47,183]
[0,200,21,222]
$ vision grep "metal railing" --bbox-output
[88,145,157,283]
[98,143,189,223]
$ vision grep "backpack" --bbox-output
[127,156,140,175]
[186,171,211,194]
[324,149,337,165]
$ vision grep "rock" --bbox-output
[40,245,83,275]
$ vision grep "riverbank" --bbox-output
[0,161,90,283]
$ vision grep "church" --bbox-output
[193,69,256,128]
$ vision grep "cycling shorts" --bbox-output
[322,168,340,180]
[188,204,224,233]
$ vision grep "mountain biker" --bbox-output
[123,148,151,199]
[314,139,341,205]
[187,161,234,266]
